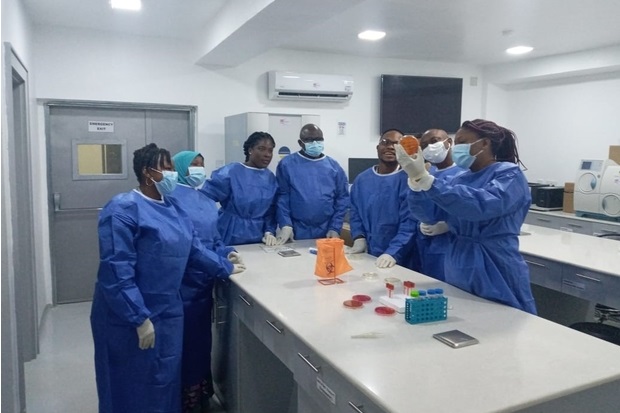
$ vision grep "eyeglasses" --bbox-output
[300,137,324,143]
[379,138,399,147]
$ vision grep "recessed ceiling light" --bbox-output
[110,0,142,11]
[506,46,533,55]
[358,30,386,41]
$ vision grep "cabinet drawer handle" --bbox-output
[265,320,283,334]
[575,273,601,283]
[348,402,365,413]
[238,295,252,307]
[567,223,583,228]
[525,260,546,268]
[297,352,320,373]
[536,218,551,222]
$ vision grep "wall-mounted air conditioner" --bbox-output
[268,71,354,102]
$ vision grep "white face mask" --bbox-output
[422,141,450,164]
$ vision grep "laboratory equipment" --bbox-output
[405,291,448,325]
[352,294,372,303]
[530,186,564,210]
[574,159,620,221]
[224,112,320,174]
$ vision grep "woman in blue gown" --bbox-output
[170,150,243,412]
[407,129,465,281]
[90,144,242,413]
[396,120,537,314]
[201,132,278,246]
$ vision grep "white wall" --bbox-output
[29,24,620,314]
[1,0,37,410]
[484,47,620,185]
[33,25,484,172]
[503,75,620,185]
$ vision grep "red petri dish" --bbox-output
[374,306,396,316]
[352,294,372,303]
[343,299,364,309]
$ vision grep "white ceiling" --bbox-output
[21,0,620,67]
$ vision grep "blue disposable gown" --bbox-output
[408,164,465,280]
[202,163,277,245]
[411,162,537,314]
[349,167,416,266]
[90,189,233,413]
[167,184,234,403]
[276,152,350,240]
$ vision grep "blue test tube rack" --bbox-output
[405,289,448,324]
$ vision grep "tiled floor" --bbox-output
[24,302,225,413]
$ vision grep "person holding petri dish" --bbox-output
[395,119,536,314]
[408,128,465,281]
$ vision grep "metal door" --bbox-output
[47,102,195,303]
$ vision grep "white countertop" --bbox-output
[231,240,620,413]
[528,209,620,225]
[519,224,620,276]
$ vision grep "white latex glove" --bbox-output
[275,226,294,245]
[345,238,367,254]
[395,144,429,181]
[326,230,340,238]
[420,221,449,237]
[407,174,435,192]
[137,318,155,350]
[228,251,243,264]
[232,263,246,274]
[375,253,396,268]
[262,232,277,246]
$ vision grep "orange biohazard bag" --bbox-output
[314,238,352,283]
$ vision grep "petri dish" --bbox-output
[400,135,419,155]
[343,299,364,309]
[375,306,396,316]
[362,272,378,280]
[352,294,372,303]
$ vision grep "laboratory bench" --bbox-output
[524,209,620,236]
[519,223,620,309]
[214,240,620,413]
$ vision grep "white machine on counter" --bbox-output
[574,159,620,221]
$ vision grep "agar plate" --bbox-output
[352,294,372,303]
[374,306,396,316]
[362,272,378,280]
[343,299,364,309]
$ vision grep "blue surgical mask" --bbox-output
[186,166,206,188]
[304,141,324,157]
[150,169,178,196]
[452,139,483,169]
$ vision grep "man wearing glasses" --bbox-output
[275,123,349,244]
[346,129,419,270]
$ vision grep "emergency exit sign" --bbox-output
[88,121,114,132]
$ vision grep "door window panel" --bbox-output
[72,139,127,180]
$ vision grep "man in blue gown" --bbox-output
[275,124,349,243]
[347,129,418,269]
